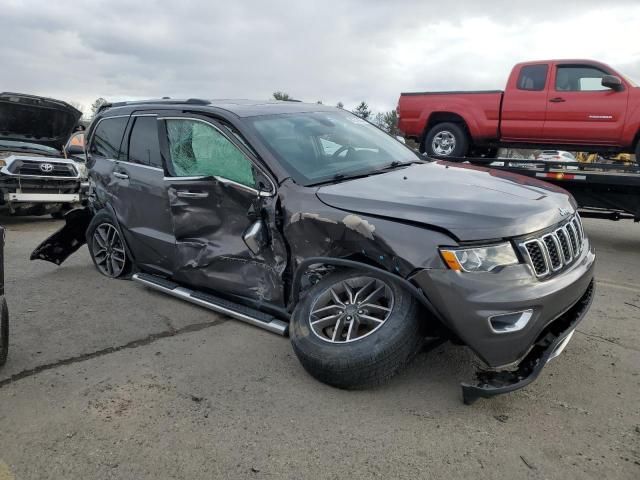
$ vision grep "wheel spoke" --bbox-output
[331,316,346,341]
[94,234,107,249]
[342,281,354,303]
[353,279,376,303]
[311,313,342,329]
[358,314,384,326]
[311,304,342,316]
[346,317,360,341]
[360,285,385,305]
[360,303,391,313]
[329,288,345,306]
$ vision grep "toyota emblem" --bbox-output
[39,163,54,173]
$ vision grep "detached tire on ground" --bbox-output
[424,122,469,157]
[290,269,423,389]
[86,211,131,279]
[0,297,8,367]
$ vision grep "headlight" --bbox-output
[439,243,519,272]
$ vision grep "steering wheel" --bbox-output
[332,145,355,159]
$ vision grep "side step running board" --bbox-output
[132,273,289,336]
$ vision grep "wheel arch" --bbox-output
[288,256,447,324]
[88,205,138,268]
[421,112,471,152]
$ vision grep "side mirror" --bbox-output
[64,132,86,157]
[601,75,623,91]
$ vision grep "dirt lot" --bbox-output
[0,215,638,479]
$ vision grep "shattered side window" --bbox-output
[165,119,255,187]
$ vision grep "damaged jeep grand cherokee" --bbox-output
[32,99,595,403]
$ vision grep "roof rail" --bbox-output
[96,97,211,113]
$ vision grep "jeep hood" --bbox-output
[0,92,82,150]
[316,161,576,241]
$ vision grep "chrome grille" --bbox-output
[9,160,78,178]
[520,214,585,279]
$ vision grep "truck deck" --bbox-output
[430,156,640,221]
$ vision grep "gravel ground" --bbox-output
[0,215,638,479]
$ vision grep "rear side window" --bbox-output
[128,116,162,168]
[555,66,609,91]
[165,119,256,187]
[89,117,128,159]
[517,64,548,91]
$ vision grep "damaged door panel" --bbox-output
[162,115,286,304]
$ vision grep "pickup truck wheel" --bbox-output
[290,270,423,389]
[424,122,469,157]
[87,212,131,279]
[0,298,8,367]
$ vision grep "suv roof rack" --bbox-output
[97,97,210,113]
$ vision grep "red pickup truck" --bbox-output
[397,59,640,161]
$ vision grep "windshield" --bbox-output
[0,139,60,156]
[249,111,419,185]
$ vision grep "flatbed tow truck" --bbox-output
[432,156,640,222]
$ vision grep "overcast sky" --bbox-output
[2,0,639,115]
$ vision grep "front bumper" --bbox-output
[411,238,595,368]
[460,280,594,404]
[5,192,80,203]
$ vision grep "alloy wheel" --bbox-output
[432,131,456,156]
[92,223,127,277]
[309,276,394,343]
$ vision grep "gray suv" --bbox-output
[32,99,595,403]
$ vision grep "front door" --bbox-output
[159,115,285,305]
[542,64,629,144]
[110,114,176,275]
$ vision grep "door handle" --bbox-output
[113,171,129,179]
[549,97,566,103]
[176,190,209,198]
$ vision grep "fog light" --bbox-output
[489,309,533,334]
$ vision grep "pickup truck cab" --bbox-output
[398,60,640,161]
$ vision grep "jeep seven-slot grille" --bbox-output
[520,214,585,279]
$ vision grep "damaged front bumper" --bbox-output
[461,280,594,404]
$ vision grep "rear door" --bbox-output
[542,63,629,144]
[500,63,550,140]
[159,114,285,304]
[110,113,175,275]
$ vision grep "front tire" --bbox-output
[86,211,131,278]
[0,298,8,367]
[424,122,469,157]
[290,270,423,389]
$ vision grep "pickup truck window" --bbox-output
[165,119,255,187]
[90,117,128,159]
[555,66,609,92]
[517,64,548,91]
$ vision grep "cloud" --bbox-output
[1,0,638,114]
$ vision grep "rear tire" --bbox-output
[0,298,8,367]
[290,269,423,389]
[424,122,469,158]
[86,211,131,279]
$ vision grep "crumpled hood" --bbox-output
[316,161,576,241]
[0,92,82,150]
